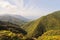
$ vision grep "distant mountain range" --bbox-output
[0,14,29,26]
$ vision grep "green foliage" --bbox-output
[42,30,60,36]
[0,30,25,40]
[37,36,60,40]
[37,30,60,40]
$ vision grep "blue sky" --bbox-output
[0,0,60,19]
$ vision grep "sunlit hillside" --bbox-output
[37,30,60,40]
[22,11,60,39]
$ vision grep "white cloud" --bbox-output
[0,1,16,9]
[0,0,51,19]
[0,0,24,15]
[0,0,17,15]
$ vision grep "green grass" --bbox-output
[37,30,60,40]
[38,36,60,40]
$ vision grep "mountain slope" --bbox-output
[37,30,60,40]
[22,11,60,38]
[0,14,28,26]
[0,21,27,35]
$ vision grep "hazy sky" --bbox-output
[0,0,60,19]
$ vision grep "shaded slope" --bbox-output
[22,11,60,38]
[0,21,27,35]
[22,16,46,38]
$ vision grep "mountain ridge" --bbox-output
[22,11,60,38]
[0,14,29,26]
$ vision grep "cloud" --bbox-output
[0,1,17,9]
[0,0,52,19]
[0,0,25,15]
[0,0,17,15]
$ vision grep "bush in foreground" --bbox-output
[37,30,60,40]
[0,30,25,40]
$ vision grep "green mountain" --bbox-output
[0,14,29,26]
[22,11,60,38]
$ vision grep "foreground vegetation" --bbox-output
[38,36,60,40]
[37,30,60,40]
[0,30,25,40]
